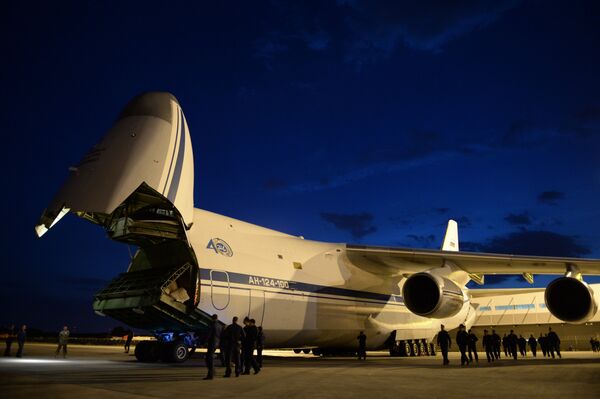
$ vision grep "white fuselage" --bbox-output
[186,208,473,349]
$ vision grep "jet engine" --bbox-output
[402,272,464,318]
[544,277,598,323]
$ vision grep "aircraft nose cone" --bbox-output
[118,92,178,123]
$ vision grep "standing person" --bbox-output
[256,326,265,368]
[4,324,16,357]
[16,325,26,358]
[507,330,518,360]
[203,314,222,380]
[492,329,501,359]
[539,333,547,357]
[502,334,509,357]
[357,331,367,360]
[518,335,527,357]
[467,329,479,363]
[240,317,250,372]
[482,330,494,363]
[528,334,537,357]
[242,319,260,375]
[55,325,70,358]
[124,330,134,353]
[456,324,470,366]
[223,317,244,377]
[547,327,561,359]
[437,324,451,366]
[219,326,228,367]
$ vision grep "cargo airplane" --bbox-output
[35,92,600,362]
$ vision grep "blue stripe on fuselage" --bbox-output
[162,106,181,195]
[199,268,404,305]
[167,109,186,202]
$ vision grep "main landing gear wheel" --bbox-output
[302,349,311,354]
[161,341,190,363]
[404,341,412,356]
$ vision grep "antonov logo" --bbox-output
[206,238,233,257]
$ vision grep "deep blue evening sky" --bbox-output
[1,1,599,332]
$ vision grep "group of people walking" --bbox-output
[437,324,564,366]
[204,315,265,380]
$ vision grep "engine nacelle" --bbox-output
[544,277,598,323]
[402,272,464,318]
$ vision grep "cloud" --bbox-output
[455,216,472,228]
[340,0,522,65]
[406,234,436,247]
[254,1,521,69]
[320,211,377,238]
[504,212,532,226]
[288,128,484,192]
[560,103,600,138]
[501,120,561,148]
[461,230,590,257]
[263,178,288,190]
[537,190,565,205]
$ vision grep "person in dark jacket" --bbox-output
[16,325,26,358]
[204,314,223,380]
[547,327,561,359]
[492,330,501,359]
[507,330,518,360]
[518,335,527,357]
[219,325,228,367]
[55,325,70,358]
[256,326,265,368]
[467,329,478,363]
[539,333,547,357]
[4,324,16,357]
[528,334,537,357]
[482,330,494,362]
[437,324,451,366]
[456,324,470,366]
[124,330,134,353]
[242,318,260,375]
[357,331,367,360]
[223,316,244,377]
[502,333,509,357]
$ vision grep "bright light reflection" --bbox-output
[0,358,112,365]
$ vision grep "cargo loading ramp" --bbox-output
[93,263,211,332]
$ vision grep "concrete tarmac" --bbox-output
[1,343,599,399]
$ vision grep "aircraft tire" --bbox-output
[162,341,189,363]
[403,341,411,356]
[429,343,436,356]
[302,349,311,354]
[411,342,419,356]
[293,349,302,354]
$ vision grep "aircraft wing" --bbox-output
[345,244,600,278]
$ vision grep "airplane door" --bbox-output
[210,270,230,310]
[249,289,265,326]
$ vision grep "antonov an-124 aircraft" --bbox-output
[35,92,600,362]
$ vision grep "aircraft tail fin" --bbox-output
[441,219,459,251]
[35,92,195,237]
